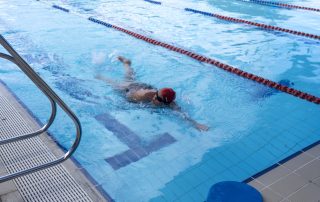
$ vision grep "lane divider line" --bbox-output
[237,0,320,13]
[52,4,70,12]
[87,16,320,105]
[144,0,162,5]
[143,0,320,40]
[185,8,320,40]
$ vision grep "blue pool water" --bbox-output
[0,0,320,201]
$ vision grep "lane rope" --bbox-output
[87,16,320,105]
[144,0,161,5]
[184,8,320,40]
[143,0,320,41]
[34,2,320,105]
[238,0,320,13]
[52,5,70,12]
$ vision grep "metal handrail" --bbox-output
[0,35,82,183]
[0,53,57,145]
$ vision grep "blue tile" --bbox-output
[105,156,122,170]
[124,149,140,162]
[131,147,149,158]
[149,196,167,202]
[173,175,193,195]
[95,113,142,148]
[187,167,210,185]
[151,189,176,202]
[202,159,226,177]
[221,147,243,163]
[194,185,209,201]
[105,133,176,170]
[173,191,199,202]
[145,133,176,153]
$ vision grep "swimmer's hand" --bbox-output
[195,123,209,132]
[118,56,131,65]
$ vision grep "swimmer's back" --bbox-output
[123,82,156,103]
[125,82,154,92]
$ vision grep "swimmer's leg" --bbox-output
[118,56,135,81]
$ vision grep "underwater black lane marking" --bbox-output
[95,113,176,170]
[87,17,320,105]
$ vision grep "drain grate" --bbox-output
[0,94,92,202]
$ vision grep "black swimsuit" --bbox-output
[125,82,154,93]
[123,82,155,102]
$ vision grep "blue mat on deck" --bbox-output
[207,181,263,202]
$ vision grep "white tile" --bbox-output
[261,188,284,202]
[295,159,320,181]
[281,153,313,171]
[248,179,266,191]
[288,184,320,202]
[313,177,320,186]
[305,145,320,158]
[269,173,308,197]
[256,165,291,186]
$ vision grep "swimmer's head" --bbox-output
[153,88,176,105]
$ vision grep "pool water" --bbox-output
[0,0,320,201]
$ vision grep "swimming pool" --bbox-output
[0,0,320,201]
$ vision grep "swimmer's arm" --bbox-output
[95,74,117,85]
[170,103,209,132]
[95,74,124,90]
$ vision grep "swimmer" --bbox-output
[95,56,209,131]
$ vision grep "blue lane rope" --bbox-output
[144,0,162,5]
[88,17,113,27]
[237,0,291,9]
[52,5,69,12]
[185,8,213,17]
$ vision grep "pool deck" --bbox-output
[0,82,108,201]
[248,143,320,201]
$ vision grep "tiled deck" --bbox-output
[248,144,320,202]
[0,82,107,201]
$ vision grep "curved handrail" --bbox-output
[0,35,82,183]
[0,52,57,145]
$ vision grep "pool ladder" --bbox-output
[0,35,82,183]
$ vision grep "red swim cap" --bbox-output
[159,88,176,104]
